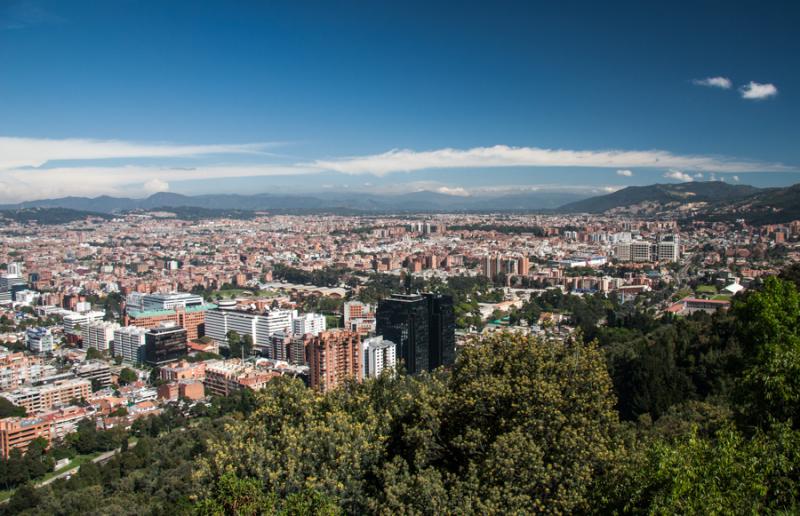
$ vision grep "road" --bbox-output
[38,448,118,487]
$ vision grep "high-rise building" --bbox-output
[343,301,375,335]
[82,320,120,352]
[288,334,310,365]
[425,293,456,370]
[656,234,681,262]
[362,335,397,378]
[26,328,54,355]
[145,325,188,366]
[614,241,652,262]
[375,293,455,375]
[267,331,291,361]
[6,263,22,277]
[205,307,294,350]
[292,313,326,336]
[113,326,148,364]
[62,311,105,336]
[307,330,362,392]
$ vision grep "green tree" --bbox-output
[85,347,103,360]
[242,334,254,357]
[118,367,138,385]
[732,276,800,428]
[198,332,623,514]
[602,423,800,514]
[195,472,275,515]
[0,396,26,418]
[227,330,242,359]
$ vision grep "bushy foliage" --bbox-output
[197,333,622,513]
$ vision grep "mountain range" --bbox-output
[558,181,800,224]
[2,181,800,224]
[0,190,587,214]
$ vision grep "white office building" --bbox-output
[614,240,652,262]
[205,308,295,350]
[26,328,54,355]
[256,309,295,339]
[113,326,148,364]
[6,263,22,276]
[362,336,397,378]
[125,292,205,312]
[82,320,120,352]
[63,311,105,336]
[292,313,326,336]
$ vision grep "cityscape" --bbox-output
[0,0,799,514]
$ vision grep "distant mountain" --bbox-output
[4,182,800,224]
[0,190,589,214]
[0,207,112,225]
[558,182,761,214]
[703,183,800,224]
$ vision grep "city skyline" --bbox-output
[1,0,799,202]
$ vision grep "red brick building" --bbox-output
[307,330,362,392]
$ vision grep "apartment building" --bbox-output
[82,320,120,352]
[0,353,55,391]
[307,330,362,392]
[6,378,92,414]
[0,417,51,459]
[113,325,147,364]
[203,359,277,396]
[362,335,397,378]
[25,327,54,355]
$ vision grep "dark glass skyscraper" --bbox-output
[145,325,188,366]
[375,293,455,374]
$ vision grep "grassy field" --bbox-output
[695,285,718,294]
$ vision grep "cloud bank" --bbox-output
[0,137,794,202]
[0,137,274,171]
[310,145,788,176]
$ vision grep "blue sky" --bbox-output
[0,0,798,201]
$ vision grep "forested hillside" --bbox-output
[5,270,800,514]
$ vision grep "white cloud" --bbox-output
[435,186,471,197]
[0,136,793,202]
[0,163,319,203]
[693,172,704,179]
[663,170,694,182]
[601,186,624,193]
[0,136,276,171]
[732,175,740,182]
[739,81,778,100]
[143,178,170,194]
[309,145,788,176]
[692,76,732,89]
